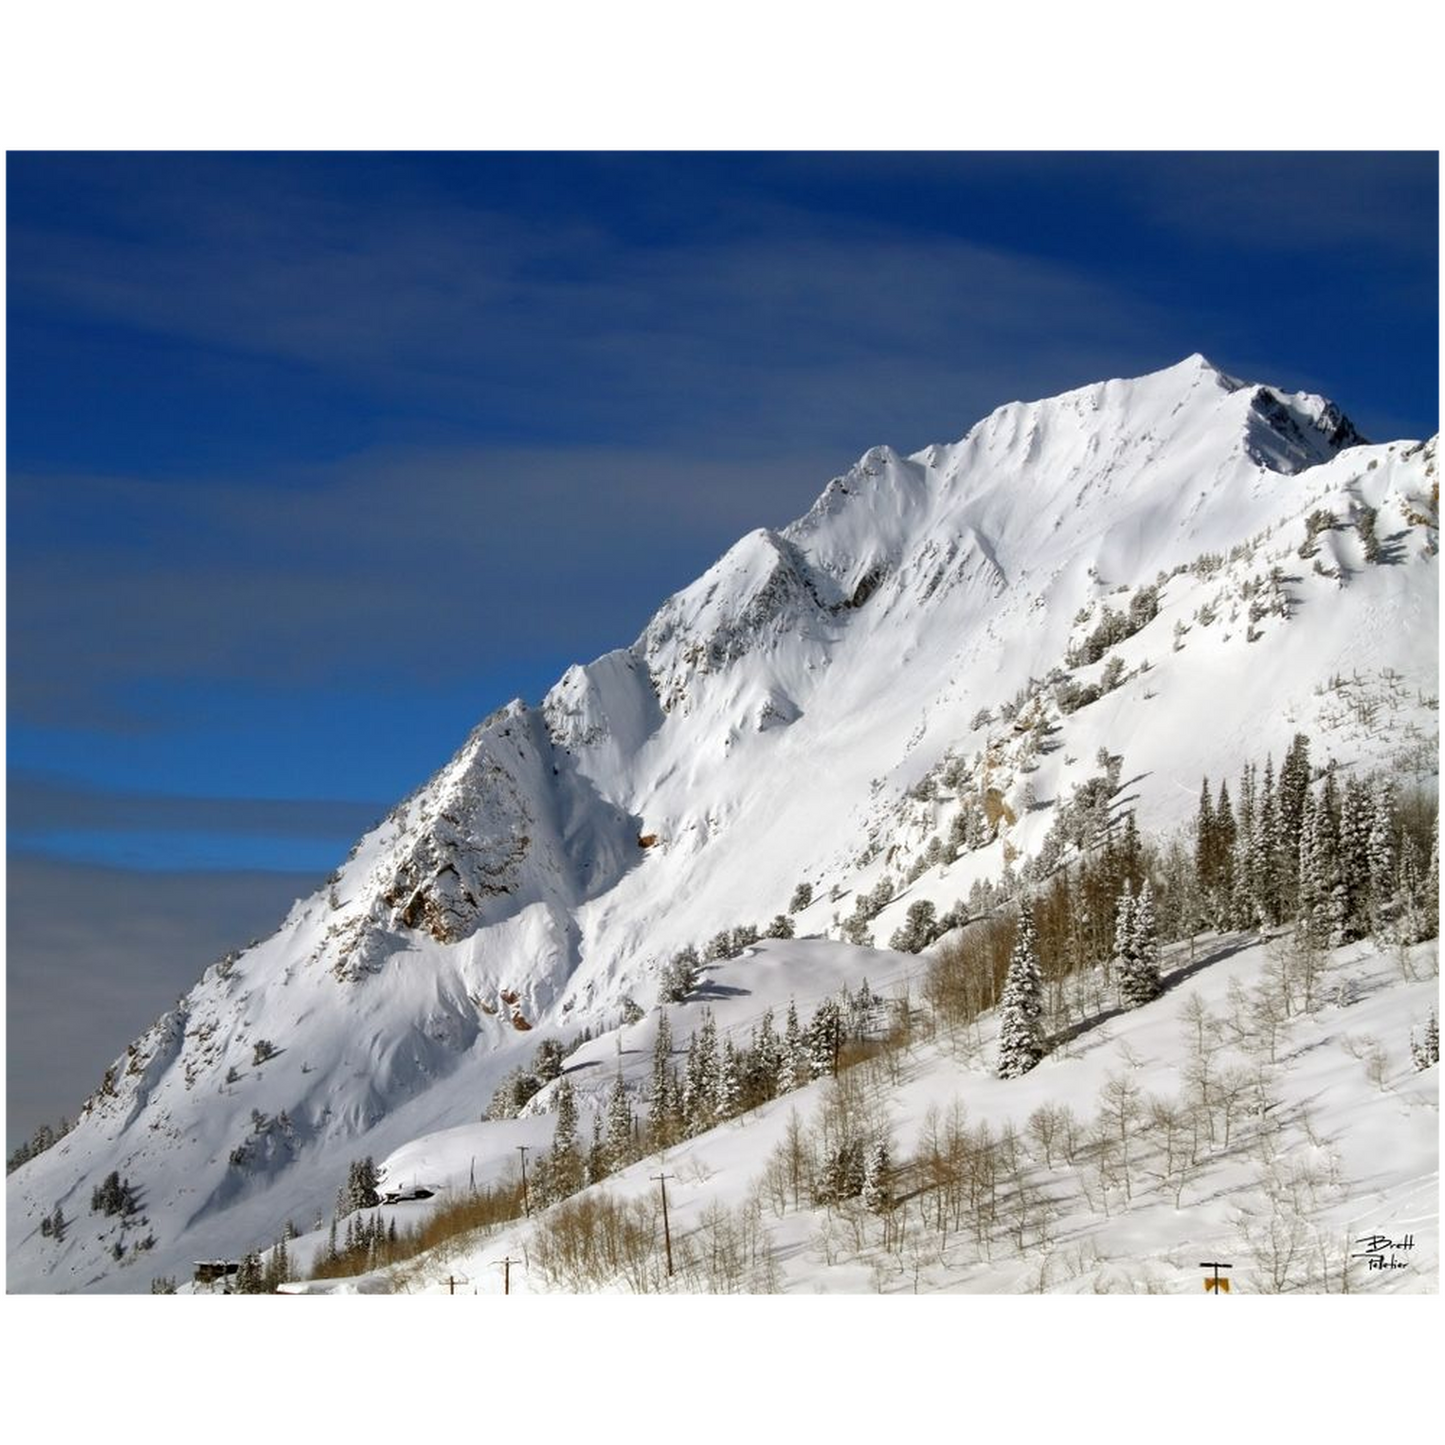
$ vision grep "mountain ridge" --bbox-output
[8,356,1436,1293]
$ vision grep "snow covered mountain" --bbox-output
[8,354,1437,1293]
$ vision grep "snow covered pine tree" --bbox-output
[996,902,1046,1078]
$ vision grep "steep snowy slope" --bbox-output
[290,931,1439,1296]
[7,355,1436,1293]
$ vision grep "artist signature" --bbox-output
[1351,1233,1416,1272]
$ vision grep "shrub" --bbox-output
[529,1190,660,1293]
[924,916,1016,1028]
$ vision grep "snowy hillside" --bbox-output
[286,930,1440,1296]
[7,354,1437,1294]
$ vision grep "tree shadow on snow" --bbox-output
[1051,932,1260,1053]
[691,980,751,1000]
[1157,931,1259,994]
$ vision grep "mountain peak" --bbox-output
[1174,350,1221,376]
[9,353,1434,1296]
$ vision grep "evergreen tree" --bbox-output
[681,1032,704,1132]
[1318,765,1348,946]
[1338,774,1373,941]
[1253,756,1281,925]
[1320,761,1341,834]
[850,978,879,1042]
[264,1233,291,1291]
[861,1138,891,1213]
[1368,779,1399,930]
[531,1037,565,1082]
[660,945,701,1003]
[338,1157,380,1215]
[547,1076,583,1198]
[1214,780,1237,925]
[587,1114,607,1186]
[765,913,795,939]
[646,1010,681,1146]
[604,1073,633,1173]
[1425,832,1440,939]
[1231,765,1256,928]
[1395,849,1430,945]
[1120,880,1162,1007]
[1412,1011,1440,1071]
[730,922,760,954]
[1119,810,1143,889]
[1356,503,1382,562]
[1194,777,1216,899]
[1112,880,1136,990]
[697,1008,720,1101]
[789,881,814,913]
[996,901,1046,1078]
[91,1169,137,1218]
[1298,783,1343,947]
[752,1008,781,1100]
[778,1001,806,1092]
[553,1075,579,1152]
[648,1011,672,1111]
[1277,732,1312,911]
[681,1011,720,1134]
[889,899,937,954]
[714,1040,743,1121]
[816,1138,866,1205]
[806,998,844,1079]
[1158,835,1199,943]
[1297,787,1322,943]
[235,1250,265,1294]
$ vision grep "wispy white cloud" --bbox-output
[8,772,386,839]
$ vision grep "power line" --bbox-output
[493,1255,520,1295]
[650,1172,675,1278]
[516,1145,531,1217]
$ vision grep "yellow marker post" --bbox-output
[1200,1261,1233,1293]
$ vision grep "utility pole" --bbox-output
[651,1172,675,1277]
[493,1256,519,1295]
[516,1145,531,1217]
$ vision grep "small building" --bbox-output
[193,1260,241,1287]
[378,1185,435,1204]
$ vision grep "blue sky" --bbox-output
[5,151,1439,1143]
